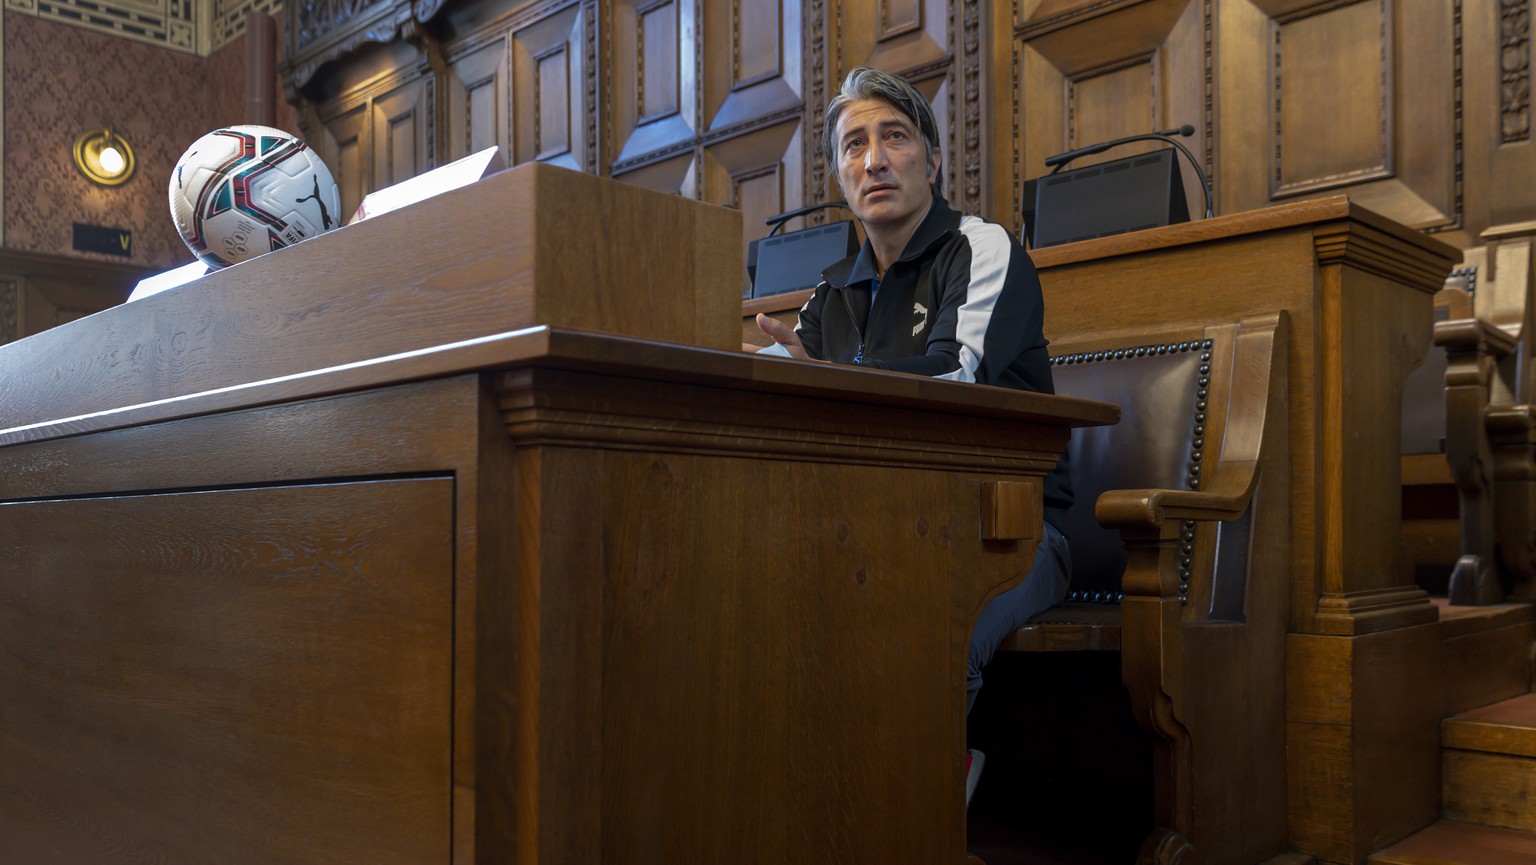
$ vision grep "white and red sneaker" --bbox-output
[964,749,985,807]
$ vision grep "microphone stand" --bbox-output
[1044,127,1214,220]
[765,200,852,237]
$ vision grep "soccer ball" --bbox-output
[169,125,341,269]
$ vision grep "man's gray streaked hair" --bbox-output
[823,67,941,167]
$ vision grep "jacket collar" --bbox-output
[825,190,961,288]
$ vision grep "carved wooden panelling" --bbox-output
[735,166,783,243]
[371,77,433,190]
[445,38,510,163]
[704,0,801,136]
[293,0,397,61]
[574,0,805,277]
[640,1,680,119]
[321,105,368,220]
[924,74,951,196]
[1016,0,1202,232]
[838,0,947,88]
[1069,59,1157,157]
[735,166,780,297]
[1018,40,1065,214]
[1502,0,1531,143]
[735,0,779,84]
[264,0,1531,278]
[1272,1,1391,196]
[1233,0,1459,231]
[536,44,573,157]
[702,119,803,294]
[880,0,920,39]
[617,152,697,195]
[613,0,697,169]
[512,4,586,172]
[1477,0,1536,230]
[955,0,992,218]
[469,74,502,152]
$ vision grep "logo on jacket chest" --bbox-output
[912,301,929,336]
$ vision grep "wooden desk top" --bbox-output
[0,326,1117,449]
[741,196,1463,319]
[1028,194,1460,273]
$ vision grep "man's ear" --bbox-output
[928,150,943,180]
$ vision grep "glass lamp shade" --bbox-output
[74,127,135,186]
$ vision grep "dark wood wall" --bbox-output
[279,0,1534,272]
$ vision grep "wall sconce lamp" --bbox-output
[73,126,135,186]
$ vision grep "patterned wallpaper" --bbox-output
[4,11,300,269]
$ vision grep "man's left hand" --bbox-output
[755,313,820,361]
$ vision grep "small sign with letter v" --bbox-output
[73,223,132,257]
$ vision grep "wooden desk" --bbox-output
[0,165,1114,865]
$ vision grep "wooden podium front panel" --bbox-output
[594,454,964,863]
[476,357,1070,864]
[0,479,455,865]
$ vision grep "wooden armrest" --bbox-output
[1096,314,1282,530]
[1487,405,1536,438]
[1435,317,1517,357]
[1096,463,1260,529]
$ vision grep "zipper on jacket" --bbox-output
[838,276,879,364]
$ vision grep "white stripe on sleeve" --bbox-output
[936,216,1012,383]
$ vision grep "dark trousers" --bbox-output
[966,521,1071,714]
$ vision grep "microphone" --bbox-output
[1043,125,1213,219]
[766,200,851,237]
[1044,125,1194,169]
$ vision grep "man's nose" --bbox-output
[864,140,890,172]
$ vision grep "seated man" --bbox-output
[754,67,1073,803]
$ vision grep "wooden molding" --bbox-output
[1501,0,1532,144]
[1019,0,1188,77]
[1312,586,1438,635]
[495,366,1076,470]
[877,0,922,41]
[1030,195,1459,281]
[1312,215,1463,293]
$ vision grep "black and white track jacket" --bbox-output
[793,191,1074,530]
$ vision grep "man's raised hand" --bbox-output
[755,313,816,360]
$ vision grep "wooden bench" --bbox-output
[999,314,1291,865]
[1413,226,1536,604]
[1400,276,1475,593]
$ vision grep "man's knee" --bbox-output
[967,636,987,683]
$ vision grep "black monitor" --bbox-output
[1024,149,1190,249]
[748,221,860,299]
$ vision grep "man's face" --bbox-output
[833,98,941,232]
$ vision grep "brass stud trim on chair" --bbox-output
[1052,337,1215,604]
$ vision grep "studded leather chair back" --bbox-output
[1051,339,1211,605]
